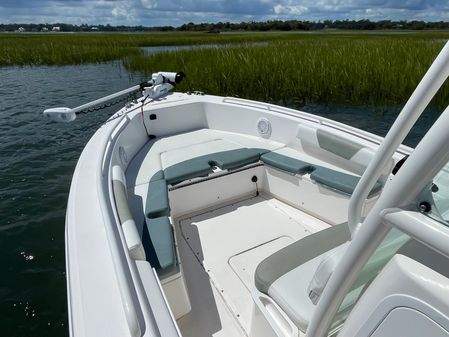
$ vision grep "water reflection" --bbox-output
[142,42,269,55]
[0,61,141,337]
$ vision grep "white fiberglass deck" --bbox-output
[174,194,330,336]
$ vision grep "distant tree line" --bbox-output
[177,20,449,31]
[2,19,449,33]
[0,23,175,32]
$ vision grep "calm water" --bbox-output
[142,42,269,55]
[0,62,142,337]
[0,60,441,337]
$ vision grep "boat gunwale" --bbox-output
[66,92,414,337]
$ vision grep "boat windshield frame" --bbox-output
[306,41,449,337]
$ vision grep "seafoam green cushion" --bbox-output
[213,148,267,170]
[163,148,267,185]
[150,170,164,182]
[164,158,213,185]
[311,166,382,197]
[260,152,315,175]
[145,179,170,218]
[255,222,350,294]
[316,128,363,160]
[142,216,175,269]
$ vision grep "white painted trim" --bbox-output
[382,209,449,258]
[251,290,300,337]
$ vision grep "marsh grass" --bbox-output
[0,32,306,66]
[124,36,449,106]
[2,31,449,106]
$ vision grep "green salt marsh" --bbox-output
[2,31,449,106]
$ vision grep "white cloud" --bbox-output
[0,0,448,25]
[273,4,308,15]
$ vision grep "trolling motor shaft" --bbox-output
[43,71,185,123]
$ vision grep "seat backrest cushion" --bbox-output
[307,242,349,304]
[296,123,388,177]
[255,222,350,294]
[112,165,146,260]
[122,219,146,260]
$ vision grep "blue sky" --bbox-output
[1,0,448,26]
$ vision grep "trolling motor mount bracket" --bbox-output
[43,71,185,122]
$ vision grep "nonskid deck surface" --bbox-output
[174,194,329,336]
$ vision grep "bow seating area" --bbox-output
[110,126,393,335]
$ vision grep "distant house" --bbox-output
[17,27,25,32]
[41,27,49,32]
[52,26,60,32]
[91,26,99,31]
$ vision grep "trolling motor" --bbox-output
[43,71,185,123]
